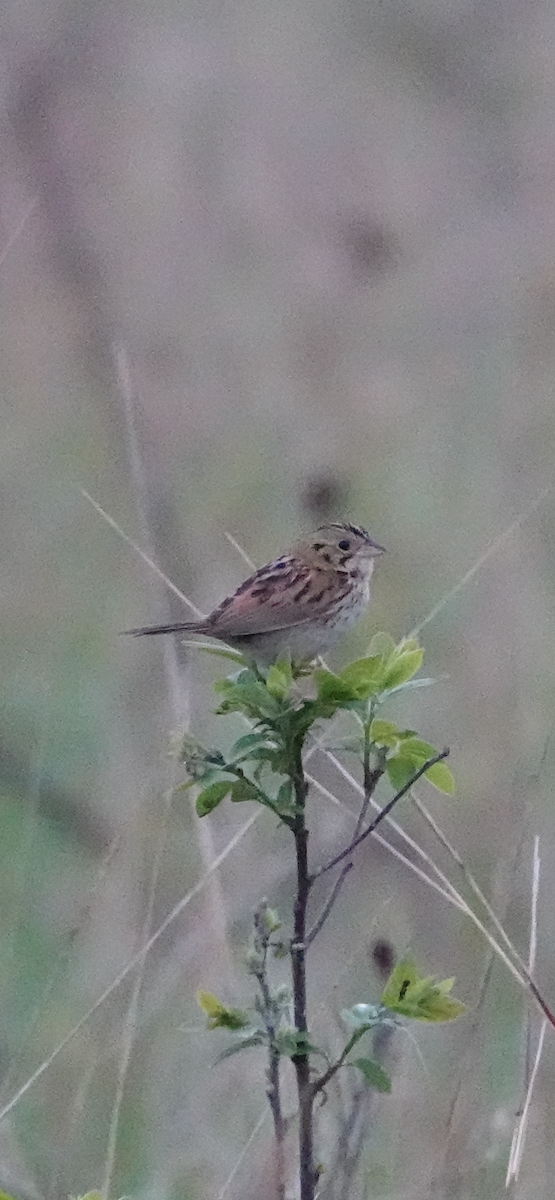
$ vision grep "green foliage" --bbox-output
[194,636,463,1117]
[195,780,234,815]
[386,738,455,794]
[352,1057,392,1092]
[313,636,425,713]
[381,958,466,1022]
[341,1003,393,1031]
[369,724,455,794]
[196,989,251,1030]
[265,656,294,699]
[179,634,454,819]
[274,1028,321,1059]
[215,1032,267,1060]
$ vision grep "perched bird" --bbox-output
[124,522,385,666]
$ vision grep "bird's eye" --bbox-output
[338,538,351,551]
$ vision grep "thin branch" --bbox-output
[312,752,449,881]
[305,769,464,909]
[310,1030,364,1101]
[305,733,383,946]
[305,864,353,947]
[315,748,468,909]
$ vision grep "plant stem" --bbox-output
[305,733,384,948]
[313,750,450,880]
[290,738,315,1200]
[310,1030,363,1100]
[252,907,286,1200]
[267,1042,287,1200]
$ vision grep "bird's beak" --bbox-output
[368,540,386,556]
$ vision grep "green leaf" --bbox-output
[274,1028,321,1058]
[369,719,401,748]
[423,760,455,794]
[285,700,324,741]
[338,656,386,698]
[275,779,293,811]
[230,776,260,803]
[214,671,284,720]
[397,736,434,756]
[381,959,465,1023]
[386,757,415,791]
[386,676,437,696]
[230,732,274,757]
[196,779,233,816]
[352,1057,392,1092]
[196,989,251,1030]
[386,738,454,794]
[251,745,289,773]
[266,657,293,700]
[314,668,358,707]
[381,649,424,690]
[367,632,396,657]
[258,903,282,934]
[216,1031,267,1060]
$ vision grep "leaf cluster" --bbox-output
[198,954,464,1093]
[183,635,453,820]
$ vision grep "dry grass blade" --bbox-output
[315,749,554,1020]
[102,345,235,1200]
[216,1108,269,1199]
[224,530,257,571]
[80,488,203,617]
[506,837,545,1186]
[411,794,541,985]
[0,197,38,270]
[409,481,555,636]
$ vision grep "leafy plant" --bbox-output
[182,635,461,1200]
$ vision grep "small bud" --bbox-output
[245,948,264,974]
[274,984,292,1007]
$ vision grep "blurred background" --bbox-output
[1,0,555,1196]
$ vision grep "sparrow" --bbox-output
[124,522,385,666]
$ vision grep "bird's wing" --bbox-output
[206,556,344,637]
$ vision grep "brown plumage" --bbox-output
[124,522,385,665]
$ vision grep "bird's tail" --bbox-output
[121,621,201,637]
